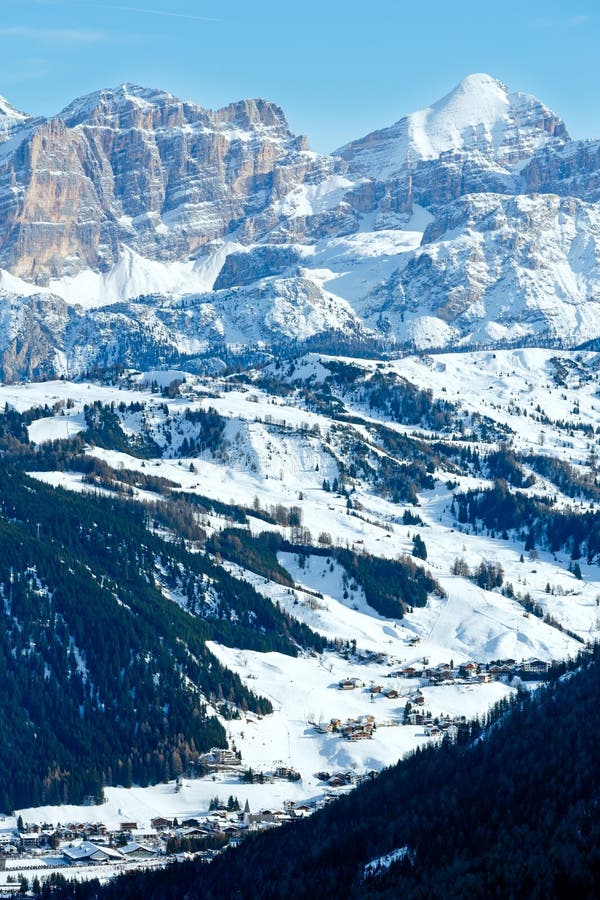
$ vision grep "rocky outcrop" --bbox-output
[335,74,569,217]
[0,271,371,381]
[520,139,600,202]
[366,192,600,347]
[213,244,302,289]
[0,292,72,381]
[0,84,340,281]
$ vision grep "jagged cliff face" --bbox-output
[520,139,600,202]
[0,291,72,381]
[0,84,339,281]
[3,73,600,376]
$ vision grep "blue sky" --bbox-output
[0,0,598,152]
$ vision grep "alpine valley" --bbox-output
[2,75,600,898]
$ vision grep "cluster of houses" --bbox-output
[338,658,552,695]
[313,704,468,744]
[387,657,552,686]
[61,839,156,864]
[237,764,302,784]
[0,796,321,879]
[338,676,366,691]
[314,715,376,741]
[406,712,468,739]
[488,658,553,679]
[196,748,242,773]
[148,804,310,847]
[326,657,554,745]
[0,820,161,861]
[314,770,378,789]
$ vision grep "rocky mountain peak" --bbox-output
[0,94,29,119]
[0,94,32,141]
[335,72,569,180]
[0,80,330,282]
[58,82,203,129]
[0,72,599,371]
[58,84,292,138]
[212,97,291,135]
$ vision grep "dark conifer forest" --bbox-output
[453,479,600,562]
[0,464,323,810]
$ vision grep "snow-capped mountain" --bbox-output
[336,73,568,180]
[365,192,600,347]
[0,95,32,141]
[2,73,600,375]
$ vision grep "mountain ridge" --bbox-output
[0,73,599,376]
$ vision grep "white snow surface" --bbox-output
[307,208,432,308]
[0,269,51,298]
[364,847,412,878]
[47,243,240,308]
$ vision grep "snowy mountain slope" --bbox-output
[3,343,600,832]
[336,74,567,180]
[9,70,600,857]
[0,272,372,380]
[365,192,600,347]
[12,347,600,644]
[47,242,242,309]
[0,95,32,141]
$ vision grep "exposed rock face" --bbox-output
[366,192,600,347]
[3,73,600,374]
[335,74,569,217]
[213,245,302,290]
[520,139,600,202]
[0,292,72,381]
[0,84,339,280]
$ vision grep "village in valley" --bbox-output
[0,651,556,894]
[0,748,356,894]
[322,655,553,742]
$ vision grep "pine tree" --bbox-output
[412,534,427,560]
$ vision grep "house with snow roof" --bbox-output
[62,841,123,864]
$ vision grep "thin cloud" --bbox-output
[532,14,592,29]
[34,1,219,22]
[98,4,219,21]
[0,26,110,43]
